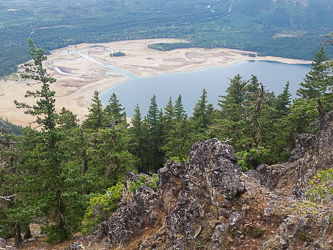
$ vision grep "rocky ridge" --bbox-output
[68,111,333,249]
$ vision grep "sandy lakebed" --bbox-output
[0,38,311,127]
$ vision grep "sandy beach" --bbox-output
[0,38,311,127]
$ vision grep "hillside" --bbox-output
[0,0,332,77]
[66,111,333,249]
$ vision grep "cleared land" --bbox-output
[0,39,310,127]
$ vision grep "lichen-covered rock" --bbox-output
[0,238,18,250]
[289,134,316,162]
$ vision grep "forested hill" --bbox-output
[0,0,333,78]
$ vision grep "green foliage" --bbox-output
[1,0,332,78]
[297,47,329,100]
[299,231,313,242]
[236,147,270,171]
[110,51,125,57]
[43,224,72,244]
[129,174,159,193]
[169,156,189,163]
[0,119,23,136]
[14,38,58,131]
[148,43,193,51]
[1,40,134,243]
[308,169,333,204]
[81,182,124,236]
[252,226,264,238]
[82,91,107,130]
[105,93,126,124]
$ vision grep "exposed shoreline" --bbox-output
[0,39,311,127]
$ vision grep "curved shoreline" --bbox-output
[0,39,311,127]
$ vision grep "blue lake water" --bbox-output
[100,61,311,117]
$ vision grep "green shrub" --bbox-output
[299,231,312,242]
[129,174,159,193]
[81,182,124,236]
[252,226,264,238]
[110,51,125,57]
[236,147,271,172]
[170,156,189,162]
[43,224,71,243]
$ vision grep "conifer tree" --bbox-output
[129,104,146,172]
[8,39,96,242]
[191,89,212,132]
[215,75,248,148]
[274,82,292,117]
[58,107,79,131]
[297,46,329,100]
[105,93,126,124]
[175,94,186,120]
[146,95,164,172]
[82,91,107,130]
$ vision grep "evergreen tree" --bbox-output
[0,122,27,242]
[274,82,292,117]
[147,95,159,128]
[14,39,58,131]
[163,97,175,124]
[58,107,79,131]
[82,91,107,130]
[129,104,146,172]
[105,93,126,124]
[175,94,186,120]
[6,39,97,242]
[214,75,248,149]
[297,47,329,100]
[191,89,213,134]
[146,95,164,172]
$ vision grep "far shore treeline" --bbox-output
[1,0,333,78]
[0,37,333,243]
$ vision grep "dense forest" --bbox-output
[0,0,333,78]
[0,36,332,242]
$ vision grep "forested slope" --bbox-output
[0,36,333,245]
[0,0,333,78]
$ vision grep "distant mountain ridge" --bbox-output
[0,0,332,77]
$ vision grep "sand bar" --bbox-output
[0,39,311,127]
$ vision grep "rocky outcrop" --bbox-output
[0,238,17,250]
[68,111,333,250]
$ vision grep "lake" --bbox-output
[100,61,311,117]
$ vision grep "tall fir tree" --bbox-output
[146,95,164,172]
[214,75,248,148]
[175,94,186,120]
[105,93,126,124]
[7,39,97,242]
[274,82,292,117]
[297,46,329,100]
[82,91,107,130]
[191,89,213,135]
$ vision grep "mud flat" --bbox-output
[0,39,310,127]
